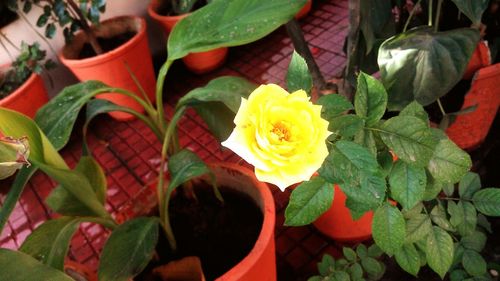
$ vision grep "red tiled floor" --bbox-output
[0,0,351,280]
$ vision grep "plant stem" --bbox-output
[285,19,326,91]
[66,0,103,55]
[403,0,422,32]
[434,0,443,32]
[428,0,433,26]
[156,59,174,132]
[158,107,186,251]
[110,88,159,122]
[437,98,446,117]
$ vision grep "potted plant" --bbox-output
[0,41,52,118]
[147,0,229,74]
[0,0,307,279]
[23,0,157,121]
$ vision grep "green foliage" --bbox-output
[98,218,159,281]
[286,50,313,94]
[310,244,385,281]
[354,72,388,126]
[0,42,54,98]
[0,249,72,281]
[284,176,333,226]
[167,0,307,60]
[450,0,489,25]
[372,203,406,255]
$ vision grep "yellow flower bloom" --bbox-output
[222,84,331,191]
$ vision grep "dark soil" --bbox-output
[136,182,263,281]
[77,31,136,59]
[424,78,471,125]
[156,0,208,16]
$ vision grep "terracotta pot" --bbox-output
[446,63,500,150]
[296,0,312,19]
[313,184,374,242]
[59,16,156,121]
[0,73,48,118]
[118,163,276,281]
[463,41,491,80]
[147,0,228,74]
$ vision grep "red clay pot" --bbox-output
[117,163,276,281]
[296,0,312,19]
[147,0,228,74]
[59,16,156,121]
[313,184,374,242]
[463,41,491,80]
[0,73,48,118]
[446,63,500,150]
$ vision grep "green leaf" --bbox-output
[430,204,456,231]
[354,129,377,156]
[368,244,384,257]
[356,244,368,258]
[379,27,480,110]
[0,249,72,281]
[35,81,109,150]
[354,72,387,126]
[405,214,432,244]
[472,188,500,216]
[177,76,256,142]
[330,115,365,139]
[403,202,423,219]
[284,177,333,226]
[462,249,487,277]
[461,231,487,252]
[389,161,426,210]
[361,256,385,279]
[286,50,313,94]
[168,150,212,194]
[459,172,481,200]
[98,218,159,281]
[20,217,80,270]
[427,135,472,185]
[37,14,49,27]
[476,214,492,233]
[450,0,489,25]
[423,174,444,201]
[450,269,469,281]
[400,101,429,123]
[45,23,56,39]
[448,201,477,236]
[332,271,351,281]
[378,116,438,167]
[349,263,363,280]
[372,203,406,255]
[395,243,421,276]
[318,254,335,276]
[377,150,394,176]
[426,226,454,279]
[343,247,357,262]
[22,1,32,13]
[167,0,307,60]
[316,94,353,121]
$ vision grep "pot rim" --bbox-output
[0,72,40,105]
[209,162,275,280]
[474,62,500,81]
[59,15,147,67]
[147,0,190,22]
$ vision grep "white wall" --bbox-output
[0,0,166,97]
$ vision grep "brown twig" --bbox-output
[66,0,103,55]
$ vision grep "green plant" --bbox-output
[0,42,55,98]
[309,244,386,281]
[11,0,107,55]
[0,0,309,279]
[160,0,211,15]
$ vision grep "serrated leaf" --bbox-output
[389,161,426,210]
[462,249,487,277]
[318,254,335,276]
[426,226,454,279]
[361,257,384,279]
[379,27,480,110]
[343,247,357,262]
[476,214,492,233]
[403,203,424,219]
[459,172,481,199]
[400,101,429,123]
[368,244,384,258]
[405,214,432,244]
[349,263,363,279]
[356,244,368,259]
[448,201,477,236]
[450,269,469,281]
[286,50,313,94]
[354,129,377,156]
[354,72,387,126]
[317,94,353,121]
[395,243,421,276]
[285,177,333,226]
[430,204,455,232]
[472,188,500,216]
[98,218,159,281]
[372,204,406,255]
[461,231,487,252]
[423,174,444,201]
[427,135,472,185]
[330,115,365,139]
[378,116,438,167]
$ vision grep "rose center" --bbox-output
[270,122,291,141]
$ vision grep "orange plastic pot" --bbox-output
[59,16,156,121]
[296,0,312,19]
[148,0,228,74]
[446,63,500,150]
[117,163,276,281]
[463,41,491,80]
[0,73,48,118]
[313,184,374,242]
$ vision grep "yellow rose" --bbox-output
[222,84,331,191]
